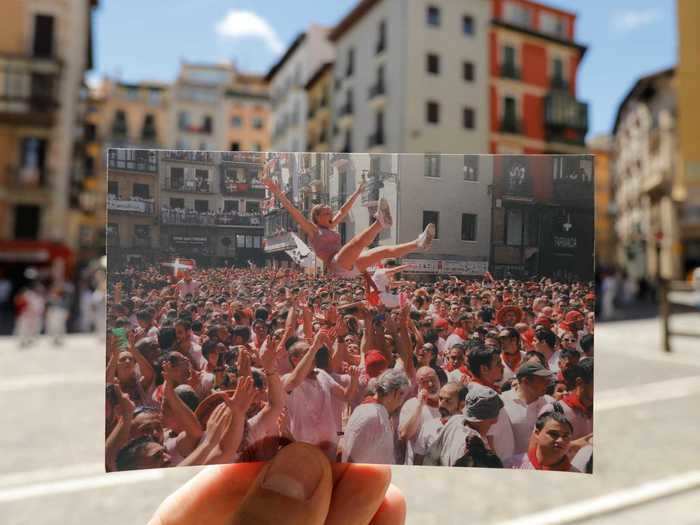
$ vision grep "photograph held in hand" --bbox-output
[106,149,594,473]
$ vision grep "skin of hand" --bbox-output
[147,442,405,525]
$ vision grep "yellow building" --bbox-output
[224,72,271,152]
[0,0,97,262]
[588,135,616,269]
[676,0,700,276]
[305,62,333,152]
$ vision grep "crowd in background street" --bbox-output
[105,264,594,473]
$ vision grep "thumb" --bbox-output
[232,442,333,525]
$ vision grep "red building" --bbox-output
[489,0,588,154]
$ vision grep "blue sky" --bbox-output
[91,0,676,138]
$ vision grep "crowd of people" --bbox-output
[105,264,594,473]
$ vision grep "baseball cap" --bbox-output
[565,310,584,323]
[434,318,449,329]
[534,316,551,329]
[516,361,553,379]
[365,350,388,378]
[464,386,504,422]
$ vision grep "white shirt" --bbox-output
[445,332,466,350]
[424,414,482,466]
[506,452,580,472]
[547,350,561,372]
[398,397,440,465]
[285,369,340,447]
[342,403,395,464]
[176,279,200,298]
[499,351,526,388]
[372,270,400,308]
[501,389,555,455]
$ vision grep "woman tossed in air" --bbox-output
[261,159,435,277]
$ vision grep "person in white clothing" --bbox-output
[416,382,467,459]
[176,272,200,299]
[371,261,411,309]
[398,367,441,465]
[533,328,560,372]
[342,369,409,464]
[14,282,45,347]
[500,361,554,455]
[497,328,526,388]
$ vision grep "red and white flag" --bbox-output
[161,258,196,280]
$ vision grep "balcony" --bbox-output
[107,196,155,215]
[499,117,523,134]
[162,151,215,163]
[162,179,213,193]
[108,151,158,173]
[0,54,61,126]
[368,130,385,149]
[544,92,588,146]
[499,62,521,80]
[5,166,51,192]
[160,209,263,227]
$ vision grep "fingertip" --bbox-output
[371,483,406,525]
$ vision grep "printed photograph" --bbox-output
[106,149,594,473]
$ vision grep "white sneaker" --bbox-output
[374,198,393,229]
[417,223,435,251]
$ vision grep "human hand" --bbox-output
[237,348,252,379]
[148,442,405,525]
[113,384,135,421]
[203,403,232,449]
[226,376,256,417]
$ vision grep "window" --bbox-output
[463,15,474,35]
[231,142,240,151]
[246,201,260,214]
[541,12,566,38]
[377,20,387,53]
[132,183,150,199]
[224,200,239,213]
[112,110,128,137]
[346,48,355,77]
[461,214,477,241]
[426,53,440,75]
[425,154,441,178]
[463,107,475,129]
[252,117,263,129]
[464,156,479,181]
[134,224,151,240]
[236,234,245,248]
[463,61,474,82]
[108,181,119,197]
[232,116,242,127]
[552,57,566,88]
[19,137,47,185]
[427,6,441,26]
[141,114,157,141]
[506,209,523,246]
[178,111,190,129]
[13,204,40,240]
[194,200,209,213]
[148,89,161,105]
[170,167,185,189]
[195,169,210,191]
[170,198,185,209]
[426,101,440,124]
[423,211,439,239]
[32,15,54,58]
[203,115,213,133]
[504,1,532,28]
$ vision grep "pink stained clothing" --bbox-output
[309,227,342,263]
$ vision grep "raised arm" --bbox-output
[260,160,317,238]
[281,331,325,393]
[330,181,365,227]
[162,364,204,450]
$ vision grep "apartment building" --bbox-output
[0,0,97,269]
[267,25,335,152]
[328,0,490,155]
[305,62,333,153]
[224,73,270,153]
[489,0,588,155]
[588,135,616,269]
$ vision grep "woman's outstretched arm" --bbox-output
[261,160,318,238]
[330,181,365,227]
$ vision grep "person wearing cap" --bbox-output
[341,369,410,464]
[424,386,504,467]
[500,361,555,456]
[495,305,523,328]
[445,313,470,349]
[497,327,525,388]
[565,310,585,335]
[506,411,578,472]
[398,367,441,465]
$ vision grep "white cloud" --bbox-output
[611,8,662,33]
[215,10,284,55]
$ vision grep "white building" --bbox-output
[266,25,335,152]
[327,0,490,155]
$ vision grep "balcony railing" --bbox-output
[368,82,386,100]
[108,151,158,173]
[160,209,263,227]
[499,62,521,80]
[162,151,215,163]
[368,130,385,148]
[0,54,61,126]
[544,92,588,145]
[162,180,213,193]
[107,196,155,215]
[221,151,264,164]
[4,165,50,189]
[499,117,523,134]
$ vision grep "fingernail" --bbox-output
[261,444,324,501]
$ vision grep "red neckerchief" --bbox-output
[445,363,470,376]
[527,446,572,472]
[454,327,467,340]
[470,377,501,394]
[502,351,522,372]
[361,396,379,405]
[563,392,592,418]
